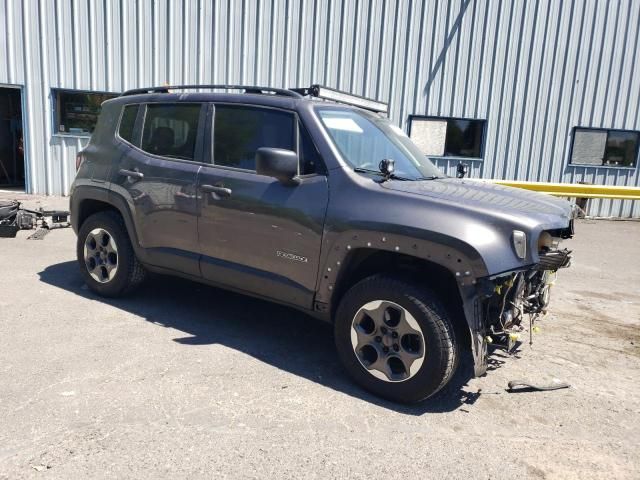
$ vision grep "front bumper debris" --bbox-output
[464,247,572,377]
[536,249,571,270]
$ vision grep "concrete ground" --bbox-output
[0,192,639,479]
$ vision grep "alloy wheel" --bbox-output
[83,228,118,283]
[350,300,425,382]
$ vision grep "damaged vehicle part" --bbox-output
[507,379,570,392]
[0,200,70,238]
[0,200,20,237]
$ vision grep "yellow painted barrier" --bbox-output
[487,180,640,200]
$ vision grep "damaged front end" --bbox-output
[463,226,573,376]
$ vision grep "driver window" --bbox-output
[213,105,295,171]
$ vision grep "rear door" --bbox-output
[110,102,206,276]
[196,104,329,308]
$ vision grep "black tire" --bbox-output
[77,210,146,297]
[334,275,458,403]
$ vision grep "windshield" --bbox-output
[316,107,443,180]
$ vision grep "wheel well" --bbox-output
[332,249,470,348]
[76,199,119,229]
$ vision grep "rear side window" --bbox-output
[118,105,138,144]
[213,105,295,170]
[141,104,201,160]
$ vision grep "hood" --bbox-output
[381,177,575,227]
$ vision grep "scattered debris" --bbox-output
[31,464,50,472]
[0,200,70,238]
[27,228,50,240]
[507,379,570,393]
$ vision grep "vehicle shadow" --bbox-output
[39,260,478,415]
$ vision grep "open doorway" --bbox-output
[0,87,25,189]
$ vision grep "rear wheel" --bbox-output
[335,275,458,403]
[77,211,146,297]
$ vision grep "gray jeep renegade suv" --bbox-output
[70,84,575,403]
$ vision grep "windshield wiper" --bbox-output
[417,175,442,180]
[353,167,412,181]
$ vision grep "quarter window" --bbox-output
[299,123,321,175]
[53,89,118,135]
[118,105,139,144]
[409,117,485,159]
[570,128,639,167]
[141,104,201,160]
[213,105,295,170]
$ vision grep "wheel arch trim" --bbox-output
[316,230,489,307]
[71,185,145,261]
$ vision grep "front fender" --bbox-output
[316,228,498,377]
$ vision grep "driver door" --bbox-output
[197,104,329,308]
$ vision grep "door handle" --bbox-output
[119,168,144,181]
[201,184,232,198]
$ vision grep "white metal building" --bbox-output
[0,0,639,217]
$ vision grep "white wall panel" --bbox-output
[0,0,638,216]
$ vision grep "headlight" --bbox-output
[538,231,561,251]
[512,230,527,259]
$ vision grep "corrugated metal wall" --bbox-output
[1,0,639,216]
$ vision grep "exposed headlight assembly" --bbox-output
[512,230,527,259]
[538,231,561,250]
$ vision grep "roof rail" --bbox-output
[120,84,303,98]
[290,84,388,114]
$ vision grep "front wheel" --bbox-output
[334,275,458,403]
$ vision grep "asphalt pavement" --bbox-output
[1,191,639,479]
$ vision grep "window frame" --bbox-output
[119,101,208,165]
[51,88,119,137]
[297,119,326,176]
[407,114,487,161]
[567,126,639,170]
[210,102,325,177]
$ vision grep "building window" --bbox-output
[570,128,639,168]
[213,105,295,171]
[140,103,202,160]
[409,116,485,159]
[53,89,118,135]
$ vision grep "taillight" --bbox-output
[75,153,84,171]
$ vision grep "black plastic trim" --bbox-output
[122,84,302,98]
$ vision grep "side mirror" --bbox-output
[256,147,299,185]
[456,162,469,179]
